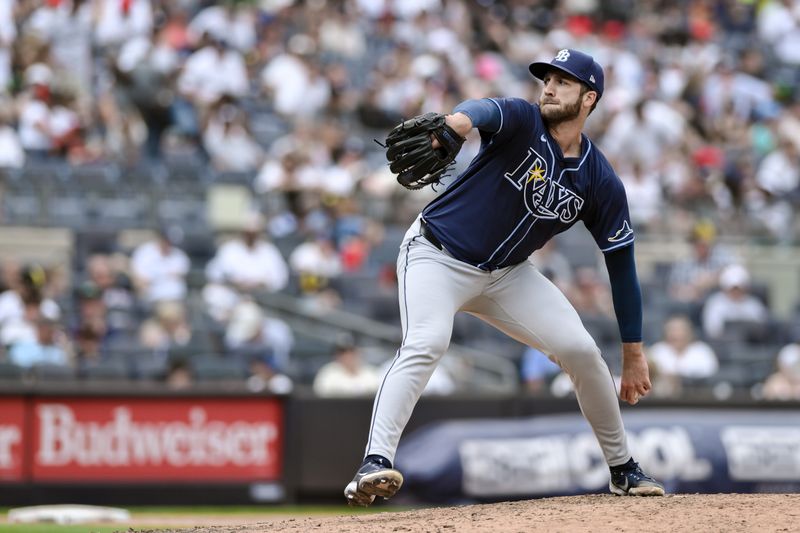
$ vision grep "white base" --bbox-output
[8,504,131,524]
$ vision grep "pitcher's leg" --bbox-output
[468,263,630,466]
[365,239,481,463]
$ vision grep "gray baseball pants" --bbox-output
[364,216,631,467]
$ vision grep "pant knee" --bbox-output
[554,335,603,371]
[398,334,450,365]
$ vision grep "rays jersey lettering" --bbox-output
[503,147,585,223]
[422,97,634,271]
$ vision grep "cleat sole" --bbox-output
[630,485,666,496]
[609,481,665,497]
[358,470,404,499]
[344,481,376,507]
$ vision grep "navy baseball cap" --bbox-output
[529,49,604,100]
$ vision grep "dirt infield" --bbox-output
[138,493,800,532]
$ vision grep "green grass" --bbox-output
[0,505,405,515]
[0,526,134,533]
[126,505,392,514]
[0,505,412,532]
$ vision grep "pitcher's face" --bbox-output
[539,71,591,124]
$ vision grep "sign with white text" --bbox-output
[395,410,800,502]
[0,397,25,482]
[30,398,283,482]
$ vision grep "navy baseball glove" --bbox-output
[384,112,465,190]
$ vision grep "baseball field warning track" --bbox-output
[137,493,800,532]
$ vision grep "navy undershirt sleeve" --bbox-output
[453,99,501,134]
[603,244,643,343]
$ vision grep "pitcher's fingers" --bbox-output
[620,387,634,404]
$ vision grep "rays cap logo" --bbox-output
[529,49,605,100]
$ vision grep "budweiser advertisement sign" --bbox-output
[31,398,283,482]
[0,397,25,482]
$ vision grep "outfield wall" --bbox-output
[0,385,798,505]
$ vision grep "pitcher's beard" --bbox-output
[540,98,582,126]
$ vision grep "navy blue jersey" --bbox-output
[422,97,634,272]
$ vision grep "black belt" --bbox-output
[420,219,444,250]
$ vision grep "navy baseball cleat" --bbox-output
[609,459,665,496]
[344,456,404,507]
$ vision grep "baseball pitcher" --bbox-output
[345,49,665,506]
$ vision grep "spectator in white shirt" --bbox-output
[354,0,442,19]
[757,0,798,44]
[130,226,190,305]
[777,100,800,153]
[760,0,800,65]
[0,105,24,168]
[289,234,342,283]
[261,50,308,116]
[755,138,800,196]
[94,0,154,48]
[48,89,83,159]
[207,213,289,293]
[24,0,93,97]
[115,30,179,159]
[9,302,70,369]
[0,0,16,94]
[16,66,82,161]
[288,233,343,308]
[0,265,59,338]
[203,212,289,322]
[224,299,294,372]
[187,3,257,52]
[318,9,367,59]
[701,59,774,122]
[138,300,192,351]
[619,162,664,231]
[762,343,800,401]
[260,39,331,118]
[202,101,264,172]
[313,339,381,397]
[178,37,249,108]
[18,64,56,156]
[255,150,321,194]
[601,100,685,166]
[2,298,40,348]
[702,264,768,340]
[318,141,366,197]
[649,315,719,395]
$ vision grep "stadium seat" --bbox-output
[598,342,623,375]
[713,344,779,388]
[641,313,666,345]
[129,351,169,381]
[31,363,76,382]
[721,319,769,344]
[215,171,254,187]
[80,358,131,381]
[0,362,24,380]
[157,196,209,229]
[290,333,336,360]
[712,357,775,389]
[1,192,44,225]
[273,233,306,259]
[580,314,620,345]
[191,355,248,381]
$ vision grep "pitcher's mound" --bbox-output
[166,493,799,533]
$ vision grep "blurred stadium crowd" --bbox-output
[1,0,800,400]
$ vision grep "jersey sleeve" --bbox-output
[453,99,501,133]
[479,97,536,145]
[583,170,635,253]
